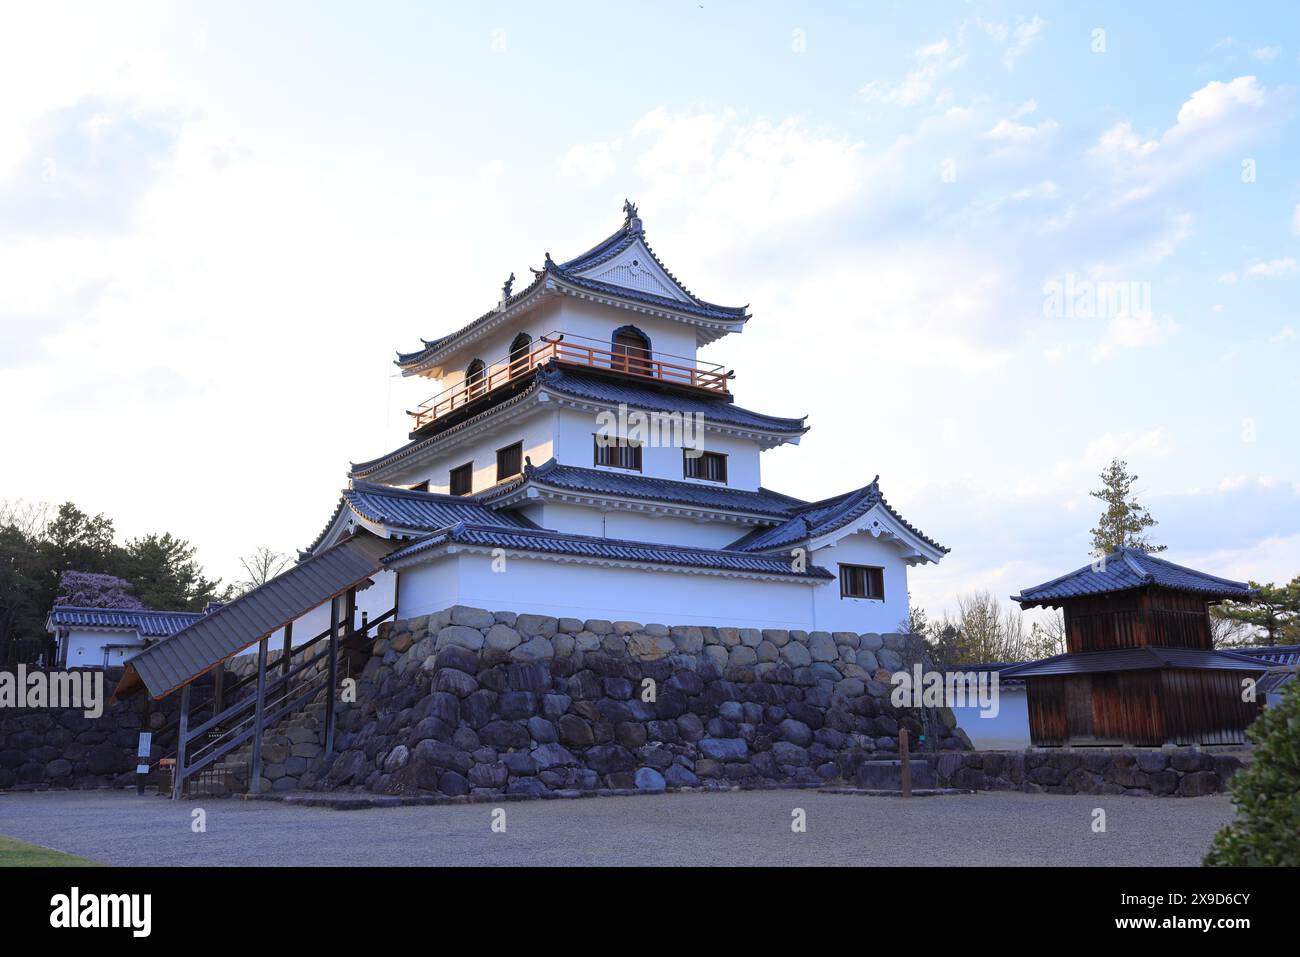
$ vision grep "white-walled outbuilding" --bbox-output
[46,606,208,669]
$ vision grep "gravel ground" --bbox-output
[0,789,1234,867]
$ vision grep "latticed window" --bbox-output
[840,564,885,600]
[593,435,642,471]
[684,450,727,483]
[449,462,473,496]
[496,442,523,480]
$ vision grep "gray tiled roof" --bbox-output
[348,364,808,479]
[1012,548,1257,608]
[999,646,1267,678]
[396,207,747,369]
[1232,644,1299,694]
[344,481,532,532]
[117,534,398,699]
[304,480,534,553]
[481,458,807,517]
[728,480,949,555]
[536,366,807,434]
[384,522,833,580]
[46,605,204,638]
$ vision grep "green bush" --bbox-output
[1205,679,1300,866]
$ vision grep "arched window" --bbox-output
[464,358,486,400]
[611,325,652,376]
[508,333,532,377]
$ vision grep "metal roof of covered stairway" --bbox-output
[112,533,398,701]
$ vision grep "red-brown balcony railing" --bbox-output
[407,332,730,431]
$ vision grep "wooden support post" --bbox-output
[172,683,191,801]
[212,666,225,722]
[249,636,269,794]
[899,728,912,799]
[282,621,293,678]
[344,587,357,639]
[325,596,340,758]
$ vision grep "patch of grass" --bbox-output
[0,834,104,867]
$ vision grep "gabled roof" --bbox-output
[480,458,807,518]
[115,533,398,700]
[383,521,834,581]
[348,364,808,481]
[45,605,205,638]
[727,479,949,558]
[344,481,532,533]
[1232,644,1300,695]
[1000,646,1267,678]
[941,661,1027,687]
[304,479,533,553]
[1012,548,1258,609]
[395,202,749,373]
[536,365,808,435]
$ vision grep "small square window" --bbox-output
[496,442,523,481]
[840,564,885,600]
[684,450,727,483]
[449,462,473,496]
[593,435,642,471]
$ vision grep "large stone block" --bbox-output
[698,737,748,761]
[436,625,486,651]
[511,637,555,662]
[449,605,496,629]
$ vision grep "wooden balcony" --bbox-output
[408,332,730,432]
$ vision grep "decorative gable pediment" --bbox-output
[807,503,948,567]
[570,238,694,304]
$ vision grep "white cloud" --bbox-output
[558,140,620,183]
[1245,256,1298,278]
[1270,325,1297,343]
[1003,17,1047,68]
[858,37,967,106]
[985,117,1059,144]
[1091,76,1276,180]
[1091,312,1179,360]
[1254,45,1281,61]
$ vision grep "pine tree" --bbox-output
[1211,577,1300,646]
[1088,458,1165,556]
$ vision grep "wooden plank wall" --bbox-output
[1158,669,1261,746]
[1064,587,1212,653]
[1025,668,1262,746]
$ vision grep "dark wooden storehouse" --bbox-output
[1004,548,1265,746]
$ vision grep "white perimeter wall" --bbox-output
[396,543,916,633]
[422,298,700,395]
[809,532,913,634]
[420,406,558,495]
[552,407,762,490]
[60,629,146,668]
[951,688,1030,750]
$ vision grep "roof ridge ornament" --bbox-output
[623,198,642,234]
[501,272,515,302]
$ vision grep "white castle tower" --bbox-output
[309,202,947,631]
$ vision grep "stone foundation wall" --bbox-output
[0,667,218,791]
[319,607,970,797]
[933,749,1247,796]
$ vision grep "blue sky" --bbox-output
[1,1,1297,618]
